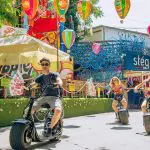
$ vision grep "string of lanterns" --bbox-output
[21,0,93,52]
[21,0,150,50]
[114,0,131,23]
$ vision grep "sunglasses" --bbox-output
[41,63,49,66]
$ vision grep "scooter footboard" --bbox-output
[12,119,31,125]
[12,119,38,141]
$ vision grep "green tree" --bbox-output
[0,0,19,27]
[65,0,103,41]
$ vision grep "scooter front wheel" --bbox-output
[118,109,129,125]
[10,124,32,150]
[52,119,63,141]
[143,114,150,134]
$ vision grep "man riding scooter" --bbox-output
[134,76,150,113]
[31,57,63,137]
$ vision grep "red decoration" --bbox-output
[92,43,101,55]
[26,0,58,45]
[33,18,57,33]
[22,0,39,19]
[147,25,150,35]
[22,0,30,10]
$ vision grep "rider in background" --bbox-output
[108,77,128,116]
[31,57,63,137]
[135,76,150,113]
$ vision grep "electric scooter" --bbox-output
[107,90,129,125]
[134,87,150,134]
[9,85,63,150]
[143,98,150,134]
[116,100,129,125]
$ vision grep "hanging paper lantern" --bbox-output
[47,0,56,18]
[61,15,66,22]
[48,0,55,11]
[47,32,56,44]
[77,0,92,21]
[147,25,150,35]
[58,15,66,22]
[115,0,131,23]
[59,0,68,9]
[62,29,76,49]
[54,0,69,16]
[22,0,39,19]
[92,43,101,55]
[22,0,30,10]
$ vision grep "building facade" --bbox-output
[82,25,150,55]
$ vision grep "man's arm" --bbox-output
[135,83,143,89]
[135,77,150,89]
[30,82,39,89]
[56,77,63,87]
[52,73,63,87]
[29,75,42,89]
[121,83,129,93]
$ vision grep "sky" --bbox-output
[92,0,150,33]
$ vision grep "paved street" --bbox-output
[0,111,149,150]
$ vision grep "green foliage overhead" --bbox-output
[65,0,103,41]
[0,0,20,27]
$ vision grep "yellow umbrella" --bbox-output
[0,28,70,66]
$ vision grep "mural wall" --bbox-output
[0,61,73,97]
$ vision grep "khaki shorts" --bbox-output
[33,96,62,110]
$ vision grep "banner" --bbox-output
[124,53,150,71]
[32,18,57,32]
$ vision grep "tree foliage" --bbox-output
[0,0,19,27]
[0,0,102,40]
[65,0,103,41]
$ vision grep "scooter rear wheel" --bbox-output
[143,114,150,134]
[118,109,129,125]
[10,124,32,150]
[52,119,63,141]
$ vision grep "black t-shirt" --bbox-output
[35,72,61,97]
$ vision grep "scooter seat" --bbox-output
[119,109,127,112]
[41,104,50,109]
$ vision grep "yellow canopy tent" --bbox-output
[124,71,150,78]
[124,71,150,83]
[0,26,70,71]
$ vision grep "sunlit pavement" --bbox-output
[0,111,149,150]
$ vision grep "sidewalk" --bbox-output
[0,127,11,150]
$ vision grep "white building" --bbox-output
[81,25,150,54]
